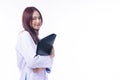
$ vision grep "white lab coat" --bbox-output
[16,30,53,80]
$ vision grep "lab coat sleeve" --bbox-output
[16,31,53,68]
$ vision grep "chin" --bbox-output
[35,29,39,31]
[33,28,39,31]
[34,27,39,30]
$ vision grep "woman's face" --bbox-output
[30,10,42,30]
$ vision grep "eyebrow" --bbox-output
[32,16,40,19]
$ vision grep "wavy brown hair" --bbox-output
[22,6,43,44]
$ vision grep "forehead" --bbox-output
[32,10,40,17]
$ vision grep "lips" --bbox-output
[35,23,40,26]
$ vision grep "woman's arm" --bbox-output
[16,31,53,69]
[33,47,55,73]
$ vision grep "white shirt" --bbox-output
[16,31,53,80]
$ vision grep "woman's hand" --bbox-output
[32,48,55,73]
[32,68,44,73]
[50,47,55,59]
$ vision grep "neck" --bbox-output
[35,30,39,36]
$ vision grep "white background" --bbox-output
[0,0,120,80]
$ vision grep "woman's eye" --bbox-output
[32,17,37,20]
[32,17,41,20]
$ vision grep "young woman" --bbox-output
[16,6,55,80]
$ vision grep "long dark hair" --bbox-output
[22,6,43,44]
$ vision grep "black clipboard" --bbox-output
[36,33,56,56]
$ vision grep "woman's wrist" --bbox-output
[32,68,44,73]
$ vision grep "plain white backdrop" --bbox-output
[0,0,120,80]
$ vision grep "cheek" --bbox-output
[31,21,35,26]
[30,20,33,26]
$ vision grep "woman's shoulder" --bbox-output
[18,30,30,38]
[19,30,29,35]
